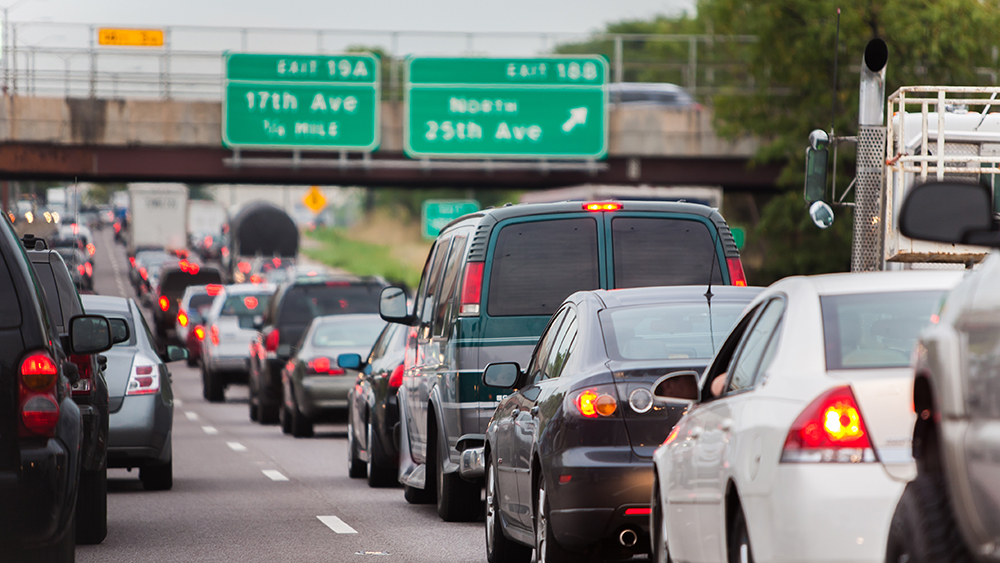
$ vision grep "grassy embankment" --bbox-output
[303,210,431,289]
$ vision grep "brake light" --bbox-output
[573,388,618,418]
[272,257,281,266]
[77,264,86,276]
[126,358,160,395]
[178,309,189,327]
[624,508,651,516]
[459,262,484,316]
[249,274,261,284]
[727,257,747,287]
[221,247,229,257]
[238,261,251,274]
[663,425,681,446]
[114,223,121,233]
[781,386,875,463]
[84,262,93,276]
[159,296,170,311]
[584,202,622,211]
[86,243,95,256]
[129,256,136,267]
[388,364,404,388]
[264,328,280,352]
[140,267,148,280]
[206,284,223,296]
[70,354,93,396]
[244,296,259,309]
[188,263,200,274]
[204,235,213,248]
[210,325,220,346]
[307,357,345,376]
[194,325,205,341]
[20,352,60,437]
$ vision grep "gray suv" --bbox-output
[886,181,1000,562]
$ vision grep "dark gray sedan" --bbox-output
[82,295,186,490]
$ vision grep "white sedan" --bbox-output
[649,270,963,563]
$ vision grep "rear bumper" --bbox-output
[107,394,171,466]
[208,355,250,375]
[299,376,352,418]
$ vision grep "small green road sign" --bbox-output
[732,226,746,249]
[404,57,607,159]
[223,53,380,151]
[422,200,481,239]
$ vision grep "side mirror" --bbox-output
[68,314,113,354]
[108,318,130,344]
[379,286,413,324]
[160,345,188,363]
[899,181,999,246]
[652,370,701,406]
[338,353,363,371]
[804,129,830,203]
[482,362,523,390]
[809,201,835,229]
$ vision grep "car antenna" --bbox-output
[705,229,721,353]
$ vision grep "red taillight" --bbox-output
[77,264,86,275]
[206,284,223,296]
[178,309,189,327]
[203,235,213,248]
[249,274,261,284]
[179,260,189,272]
[307,357,345,375]
[244,296,259,309]
[459,262,484,316]
[221,247,229,257]
[624,508,651,516]
[20,352,59,437]
[189,263,200,274]
[129,256,136,267]
[194,325,205,341]
[781,386,875,463]
[85,262,93,276]
[238,261,251,274]
[127,361,159,395]
[264,328,280,352]
[388,364,404,388]
[573,388,618,418]
[663,425,681,446]
[22,396,59,435]
[158,296,170,311]
[584,201,622,212]
[727,257,747,287]
[114,223,121,233]
[70,354,94,396]
[86,243,95,256]
[272,257,281,266]
[210,325,220,346]
[21,353,58,379]
[140,267,148,280]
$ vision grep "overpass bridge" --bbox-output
[0,23,779,191]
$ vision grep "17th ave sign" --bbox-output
[223,53,380,151]
[404,56,608,159]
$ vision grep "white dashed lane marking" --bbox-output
[227,442,247,452]
[262,470,289,482]
[201,426,219,435]
[174,398,184,407]
[318,515,358,534]
[184,411,199,421]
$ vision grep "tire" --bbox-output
[204,367,224,403]
[280,404,293,435]
[727,506,754,563]
[19,509,76,562]
[366,419,396,487]
[535,478,575,563]
[141,459,173,491]
[75,468,108,544]
[436,433,480,522]
[486,460,532,563]
[290,400,314,438]
[651,477,670,563]
[886,470,974,563]
[186,353,197,368]
[248,380,260,422]
[347,418,366,478]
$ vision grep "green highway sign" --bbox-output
[223,53,380,151]
[404,57,607,159]
[422,200,481,239]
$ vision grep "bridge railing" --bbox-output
[2,21,759,101]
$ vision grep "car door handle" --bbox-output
[720,418,733,432]
[529,406,539,417]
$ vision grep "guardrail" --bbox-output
[2,21,759,100]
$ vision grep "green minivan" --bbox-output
[376,200,746,522]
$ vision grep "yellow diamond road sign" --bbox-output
[303,187,327,213]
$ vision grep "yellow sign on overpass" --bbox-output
[98,28,164,47]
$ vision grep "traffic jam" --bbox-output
[0,19,998,563]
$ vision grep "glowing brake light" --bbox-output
[663,425,681,446]
[210,325,220,346]
[459,262,484,316]
[237,261,251,274]
[203,235,213,248]
[781,386,875,463]
[77,264,86,276]
[249,274,261,284]
[584,202,622,212]
[20,352,60,437]
[726,257,748,287]
[21,353,58,389]
[624,508,651,516]
[84,262,93,277]
[388,364,404,388]
[158,296,170,311]
[264,328,280,352]
[573,388,618,418]
[86,243,95,256]
[194,325,206,341]
[178,309,189,327]
[306,357,345,375]
[244,296,259,309]
[140,267,148,280]
[206,284,223,296]
[129,256,136,267]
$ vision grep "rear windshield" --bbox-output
[311,317,386,349]
[487,218,600,317]
[278,283,382,324]
[821,290,945,369]
[600,301,749,361]
[161,270,223,296]
[612,217,723,288]
[221,293,271,317]
[34,263,63,328]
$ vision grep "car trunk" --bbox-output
[832,368,918,481]
[104,347,139,411]
[608,360,708,458]
[215,316,258,358]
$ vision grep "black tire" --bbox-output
[347,418,366,478]
[248,381,260,422]
[535,478,575,563]
[886,470,974,563]
[486,459,532,563]
[186,354,197,368]
[259,402,279,425]
[366,419,396,487]
[19,508,76,562]
[404,483,435,504]
[651,477,670,563]
[75,468,108,544]
[436,437,480,522]
[290,400,314,438]
[279,403,293,435]
[140,459,173,491]
[727,506,754,563]
[204,367,224,403]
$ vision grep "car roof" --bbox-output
[81,294,132,313]
[311,313,384,325]
[779,270,966,296]
[223,283,276,294]
[589,285,764,309]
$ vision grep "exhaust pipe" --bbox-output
[619,529,638,548]
[859,38,888,126]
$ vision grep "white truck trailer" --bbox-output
[128,184,188,255]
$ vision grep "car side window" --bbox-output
[542,308,578,382]
[417,238,450,329]
[700,303,762,400]
[134,303,159,352]
[433,234,468,338]
[527,308,569,382]
[725,298,785,394]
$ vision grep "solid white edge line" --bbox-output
[226,442,247,452]
[262,470,289,482]
[201,426,219,435]
[317,515,358,534]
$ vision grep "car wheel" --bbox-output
[248,375,260,421]
[535,478,574,563]
[486,459,532,563]
[727,505,754,563]
[347,418,366,478]
[140,459,173,491]
[204,368,224,403]
[403,483,435,505]
[651,477,670,563]
[75,468,108,545]
[290,399,314,438]
[886,470,973,563]
[279,403,293,435]
[435,429,480,522]
[366,419,396,488]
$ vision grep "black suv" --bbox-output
[151,261,224,340]
[25,236,112,544]
[0,217,111,558]
[248,275,387,423]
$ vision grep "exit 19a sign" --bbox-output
[404,57,608,159]
[223,53,380,151]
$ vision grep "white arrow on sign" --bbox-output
[561,107,588,132]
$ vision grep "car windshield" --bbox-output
[600,301,749,360]
[821,290,946,369]
[311,317,387,348]
[221,293,271,317]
